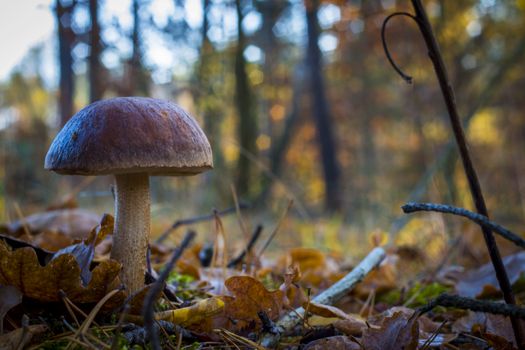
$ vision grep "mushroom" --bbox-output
[45,97,213,294]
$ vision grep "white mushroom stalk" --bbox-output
[112,173,150,294]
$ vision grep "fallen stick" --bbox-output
[143,231,196,350]
[259,247,386,348]
[419,293,525,319]
[402,202,525,249]
[155,203,249,244]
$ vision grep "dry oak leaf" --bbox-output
[361,311,419,350]
[456,252,525,298]
[0,239,122,303]
[198,275,284,333]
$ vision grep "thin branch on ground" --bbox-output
[419,293,525,319]
[143,231,196,350]
[260,247,386,348]
[227,224,263,268]
[402,202,525,249]
[155,205,249,244]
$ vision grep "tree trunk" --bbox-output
[234,0,258,197]
[305,0,341,212]
[128,0,148,96]
[195,0,227,202]
[88,0,103,102]
[55,0,75,126]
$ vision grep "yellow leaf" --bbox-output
[155,297,225,326]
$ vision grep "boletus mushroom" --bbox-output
[45,97,212,294]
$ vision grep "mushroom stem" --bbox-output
[111,173,150,294]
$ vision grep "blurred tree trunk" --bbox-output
[235,0,258,197]
[88,0,104,102]
[55,0,75,126]
[196,0,227,201]
[305,0,341,212]
[127,0,149,96]
[199,0,220,159]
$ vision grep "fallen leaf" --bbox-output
[280,265,307,309]
[453,311,522,347]
[303,335,361,350]
[6,209,100,240]
[0,285,22,333]
[333,316,368,336]
[196,275,284,333]
[156,297,224,326]
[30,231,74,252]
[284,248,340,288]
[361,311,419,350]
[456,252,525,298]
[0,324,47,350]
[0,239,122,303]
[51,214,113,285]
[306,302,354,320]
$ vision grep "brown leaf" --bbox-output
[456,252,525,298]
[0,240,122,303]
[6,209,100,240]
[284,248,341,288]
[51,214,114,286]
[453,311,522,347]
[333,316,368,336]
[194,275,285,333]
[0,324,47,350]
[303,335,361,350]
[361,311,419,350]
[306,302,354,320]
[30,231,74,252]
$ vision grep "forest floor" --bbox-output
[0,201,524,350]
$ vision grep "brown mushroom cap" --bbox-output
[45,97,213,176]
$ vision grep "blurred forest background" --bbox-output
[1,0,525,256]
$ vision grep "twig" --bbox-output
[155,204,248,244]
[390,32,525,236]
[260,247,386,348]
[419,293,525,320]
[76,287,123,336]
[402,202,525,249]
[227,225,263,268]
[110,304,130,350]
[382,0,524,345]
[143,231,196,350]
[257,200,293,257]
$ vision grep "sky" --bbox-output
[0,0,54,81]
[0,0,340,85]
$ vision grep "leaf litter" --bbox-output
[0,207,524,349]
